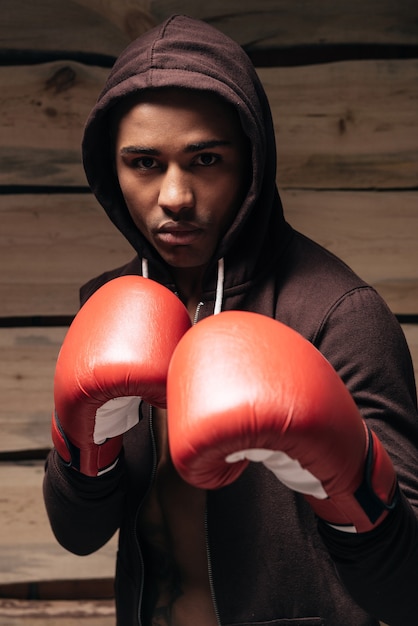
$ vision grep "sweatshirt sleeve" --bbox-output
[43,448,126,555]
[318,493,418,625]
[315,286,418,624]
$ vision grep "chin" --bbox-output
[163,252,210,270]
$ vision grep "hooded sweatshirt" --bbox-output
[43,15,418,626]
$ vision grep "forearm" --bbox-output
[319,491,418,626]
[43,448,126,555]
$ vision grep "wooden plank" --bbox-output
[281,190,418,315]
[1,59,417,189]
[2,0,417,56]
[402,325,418,383]
[0,0,136,57]
[0,62,109,187]
[258,60,418,190]
[0,461,117,584]
[0,600,115,625]
[0,599,389,626]
[0,193,133,317]
[0,327,66,452]
[150,0,418,47]
[1,190,416,318]
[0,578,114,601]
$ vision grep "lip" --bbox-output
[155,223,203,246]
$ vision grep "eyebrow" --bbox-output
[120,139,232,156]
[184,140,231,153]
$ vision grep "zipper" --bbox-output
[205,507,222,626]
[135,405,158,626]
[195,300,221,622]
[193,301,204,325]
[174,292,203,325]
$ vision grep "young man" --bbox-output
[43,15,418,626]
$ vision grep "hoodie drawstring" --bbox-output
[213,258,224,315]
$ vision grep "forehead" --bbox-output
[112,88,245,141]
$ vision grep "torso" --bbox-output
[137,407,218,625]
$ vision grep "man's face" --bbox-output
[114,89,249,270]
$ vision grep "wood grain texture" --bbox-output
[281,189,418,315]
[402,325,418,382]
[0,0,137,56]
[0,600,115,625]
[0,62,108,187]
[0,327,66,452]
[258,60,418,189]
[0,193,133,317]
[150,0,418,47]
[2,0,416,56]
[0,461,117,584]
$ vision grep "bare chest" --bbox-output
[137,408,218,625]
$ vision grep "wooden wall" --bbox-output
[0,1,417,623]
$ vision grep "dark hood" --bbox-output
[82,14,288,290]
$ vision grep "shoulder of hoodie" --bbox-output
[79,255,142,306]
[276,228,403,346]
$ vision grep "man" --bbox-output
[43,15,418,626]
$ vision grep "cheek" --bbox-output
[118,170,139,201]
[216,170,248,219]
[118,188,148,235]
[118,173,153,219]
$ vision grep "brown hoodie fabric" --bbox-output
[43,15,418,625]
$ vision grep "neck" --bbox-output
[171,265,206,320]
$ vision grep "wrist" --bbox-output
[52,447,125,491]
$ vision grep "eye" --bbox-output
[194,153,219,166]
[131,156,159,170]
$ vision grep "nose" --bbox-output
[158,165,195,217]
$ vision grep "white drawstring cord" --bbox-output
[141,257,149,278]
[214,257,224,315]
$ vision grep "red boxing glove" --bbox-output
[167,311,397,533]
[52,276,191,476]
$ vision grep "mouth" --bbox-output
[155,223,203,246]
